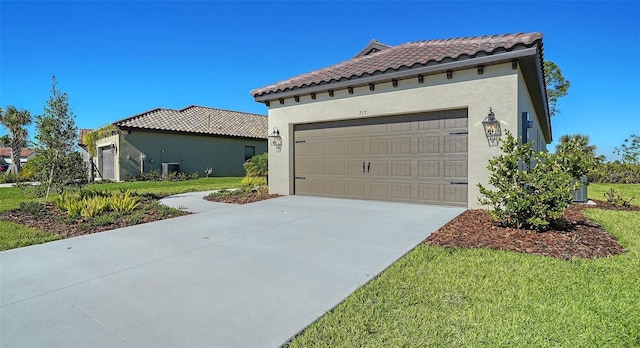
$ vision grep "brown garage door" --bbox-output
[293,109,468,206]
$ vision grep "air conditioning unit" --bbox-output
[572,176,588,203]
[161,162,180,178]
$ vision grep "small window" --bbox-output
[244,146,255,162]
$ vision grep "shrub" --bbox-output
[17,201,45,217]
[90,213,116,227]
[242,153,268,188]
[19,160,38,181]
[59,195,84,218]
[109,190,140,213]
[244,153,268,177]
[80,196,110,218]
[605,188,636,207]
[589,162,640,184]
[478,132,575,231]
[0,172,21,184]
[240,176,267,187]
[140,170,161,181]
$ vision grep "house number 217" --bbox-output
[358,110,367,116]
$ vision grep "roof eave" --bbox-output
[254,47,539,102]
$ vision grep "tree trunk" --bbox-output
[8,144,21,175]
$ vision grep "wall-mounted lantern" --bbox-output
[482,107,502,146]
[268,127,283,152]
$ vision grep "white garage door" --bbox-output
[100,147,115,180]
[293,109,468,206]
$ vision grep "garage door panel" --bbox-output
[419,160,440,178]
[444,185,467,204]
[295,142,310,156]
[295,161,310,175]
[418,118,440,130]
[329,181,346,195]
[294,109,468,206]
[418,184,441,202]
[390,183,412,200]
[391,122,411,132]
[330,141,346,156]
[368,160,388,177]
[309,180,327,194]
[329,162,346,175]
[347,182,365,197]
[391,160,412,177]
[444,160,467,179]
[391,138,411,154]
[370,139,388,155]
[419,137,440,154]
[370,182,389,198]
[444,135,468,154]
[443,117,467,129]
[311,162,325,175]
[348,161,365,175]
[348,140,365,155]
[311,143,326,156]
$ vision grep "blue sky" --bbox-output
[1,1,638,160]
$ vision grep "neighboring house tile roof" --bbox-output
[0,148,35,158]
[251,32,543,97]
[114,105,268,139]
[78,128,93,146]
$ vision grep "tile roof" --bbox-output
[251,32,543,97]
[114,105,268,139]
[78,128,93,146]
[0,148,35,158]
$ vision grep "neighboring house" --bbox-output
[251,32,551,208]
[94,105,268,181]
[0,148,36,166]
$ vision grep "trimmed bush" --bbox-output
[478,132,575,231]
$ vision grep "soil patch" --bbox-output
[204,190,281,204]
[1,200,189,239]
[425,203,626,260]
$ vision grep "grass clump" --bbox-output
[0,221,60,251]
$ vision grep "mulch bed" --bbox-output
[424,202,634,260]
[1,202,189,239]
[203,190,281,204]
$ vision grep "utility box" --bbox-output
[572,175,588,203]
[161,162,180,179]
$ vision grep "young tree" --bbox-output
[614,134,640,164]
[33,76,87,193]
[555,134,604,179]
[0,106,32,174]
[544,61,570,117]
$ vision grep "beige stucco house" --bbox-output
[251,32,551,208]
[94,105,268,181]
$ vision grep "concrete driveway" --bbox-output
[1,194,463,347]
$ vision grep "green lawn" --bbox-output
[0,177,242,251]
[287,184,640,347]
[589,183,640,206]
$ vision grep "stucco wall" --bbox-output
[97,131,267,180]
[265,62,523,208]
[517,69,547,152]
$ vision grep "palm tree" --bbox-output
[0,106,32,174]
